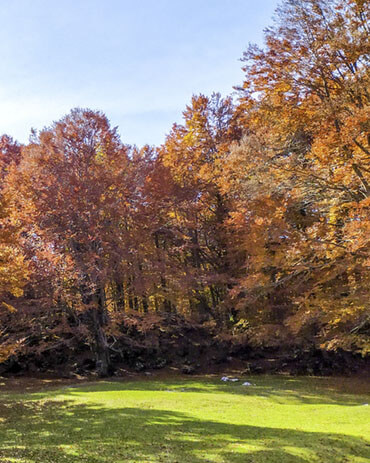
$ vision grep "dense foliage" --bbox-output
[0,0,369,375]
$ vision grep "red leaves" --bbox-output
[1,0,369,363]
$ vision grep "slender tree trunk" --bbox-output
[210,285,218,309]
[142,294,148,313]
[154,232,172,312]
[114,279,125,310]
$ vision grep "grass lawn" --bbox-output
[0,375,369,462]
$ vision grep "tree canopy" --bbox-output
[0,0,369,374]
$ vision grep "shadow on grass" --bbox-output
[0,392,369,463]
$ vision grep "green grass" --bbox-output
[0,375,369,462]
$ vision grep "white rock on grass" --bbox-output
[242,381,252,386]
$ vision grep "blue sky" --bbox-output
[0,0,279,147]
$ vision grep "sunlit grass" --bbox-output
[0,376,369,462]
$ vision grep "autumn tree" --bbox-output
[7,110,138,375]
[1,0,369,374]
[0,136,29,362]
[224,0,370,352]
[158,93,241,318]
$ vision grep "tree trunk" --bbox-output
[114,279,125,310]
[90,287,111,377]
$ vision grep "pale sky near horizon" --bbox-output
[0,1,279,147]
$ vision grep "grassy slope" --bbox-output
[0,376,369,463]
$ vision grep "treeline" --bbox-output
[0,0,369,376]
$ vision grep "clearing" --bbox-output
[0,375,369,462]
